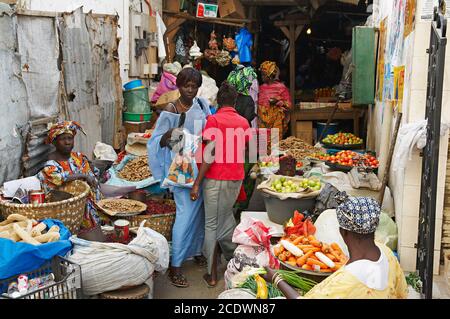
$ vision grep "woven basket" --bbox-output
[130,198,176,241]
[129,212,175,241]
[0,180,90,234]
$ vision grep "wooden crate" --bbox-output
[295,121,313,145]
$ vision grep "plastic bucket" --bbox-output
[123,112,152,122]
[317,122,339,140]
[261,191,316,225]
[123,87,151,114]
[123,79,143,91]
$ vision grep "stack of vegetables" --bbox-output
[273,234,348,273]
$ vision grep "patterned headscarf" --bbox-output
[335,192,381,234]
[47,120,86,144]
[227,66,257,95]
[259,61,279,81]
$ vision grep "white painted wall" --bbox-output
[370,0,450,275]
[23,0,163,84]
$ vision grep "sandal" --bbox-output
[203,273,217,288]
[194,255,208,267]
[169,272,189,288]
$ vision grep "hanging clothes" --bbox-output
[156,12,167,62]
[235,27,253,64]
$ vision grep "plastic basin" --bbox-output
[261,191,316,225]
[123,87,151,114]
[123,79,143,91]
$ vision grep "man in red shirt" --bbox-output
[191,82,251,287]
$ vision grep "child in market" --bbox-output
[190,82,252,287]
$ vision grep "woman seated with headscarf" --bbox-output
[294,192,408,298]
[257,61,292,140]
[37,120,102,230]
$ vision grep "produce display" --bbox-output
[319,151,379,169]
[284,211,316,237]
[278,137,322,162]
[258,155,279,168]
[322,133,363,146]
[270,177,321,193]
[97,198,147,215]
[273,235,348,273]
[0,214,61,245]
[117,155,152,182]
[239,274,283,299]
[145,199,176,215]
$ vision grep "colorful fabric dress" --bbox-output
[37,152,101,230]
[257,81,292,140]
[147,97,211,268]
[303,243,408,299]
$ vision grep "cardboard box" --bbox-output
[295,121,313,145]
[218,0,245,19]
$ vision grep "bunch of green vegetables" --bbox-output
[239,276,284,299]
[405,272,422,293]
[276,270,318,293]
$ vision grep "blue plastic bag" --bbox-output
[0,219,72,280]
[105,154,160,189]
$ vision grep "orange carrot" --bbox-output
[302,264,313,271]
[292,236,304,245]
[278,252,287,261]
[301,237,309,244]
[297,244,314,250]
[307,235,316,242]
[302,247,321,254]
[321,244,331,254]
[289,234,298,242]
[328,248,342,260]
[326,253,337,261]
[296,250,314,267]
[331,243,344,255]
[288,256,297,263]
[307,258,328,269]
[286,260,297,267]
[284,250,292,258]
[273,246,281,257]
[310,240,323,248]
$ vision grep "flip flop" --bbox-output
[203,273,217,288]
[169,272,189,288]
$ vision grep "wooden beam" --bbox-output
[295,25,304,41]
[165,17,186,35]
[289,24,296,105]
[274,19,309,27]
[163,11,252,25]
[280,26,290,39]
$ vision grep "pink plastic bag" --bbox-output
[151,72,178,103]
[231,217,279,268]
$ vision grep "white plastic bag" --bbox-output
[66,222,169,296]
[93,142,118,162]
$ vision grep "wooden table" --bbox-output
[290,103,365,139]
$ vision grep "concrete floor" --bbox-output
[154,257,228,299]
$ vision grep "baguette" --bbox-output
[35,232,60,243]
[13,223,40,245]
[7,214,28,222]
[47,225,60,233]
[0,219,13,226]
[31,223,47,237]
[0,221,27,232]
[26,220,33,234]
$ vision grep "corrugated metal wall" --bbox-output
[0,5,123,185]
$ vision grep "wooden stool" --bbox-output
[99,284,150,299]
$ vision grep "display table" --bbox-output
[290,103,365,140]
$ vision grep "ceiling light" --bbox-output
[307,28,312,35]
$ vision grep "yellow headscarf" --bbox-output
[259,61,279,80]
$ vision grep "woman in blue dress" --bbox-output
[147,67,210,287]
